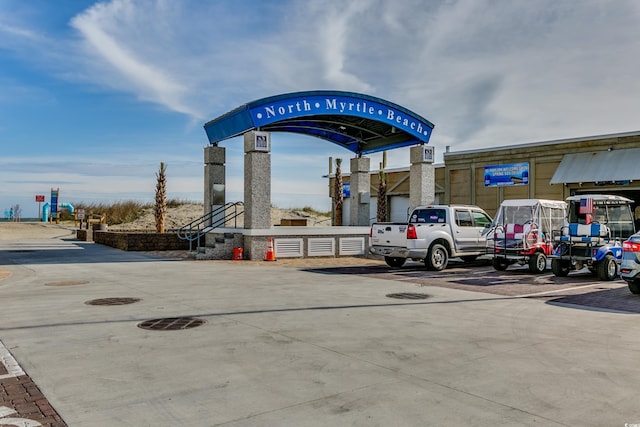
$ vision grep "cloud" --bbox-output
[70,1,199,118]
[308,0,373,92]
[64,0,386,120]
[4,0,640,148]
[4,0,633,152]
[0,21,42,43]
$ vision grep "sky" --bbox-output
[2,0,640,219]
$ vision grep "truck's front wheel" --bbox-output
[384,256,406,268]
[426,243,449,271]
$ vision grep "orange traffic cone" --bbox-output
[264,238,276,261]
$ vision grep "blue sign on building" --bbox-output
[484,163,529,187]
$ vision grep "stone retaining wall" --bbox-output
[91,230,192,251]
[76,229,92,241]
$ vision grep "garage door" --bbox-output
[389,196,410,222]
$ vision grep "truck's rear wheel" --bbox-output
[551,259,570,277]
[597,254,617,281]
[528,252,547,274]
[384,256,406,268]
[425,243,449,271]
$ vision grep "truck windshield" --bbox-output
[410,208,446,224]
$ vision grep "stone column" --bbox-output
[349,156,371,226]
[410,145,435,211]
[244,131,271,229]
[204,145,225,226]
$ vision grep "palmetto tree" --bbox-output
[377,169,387,222]
[334,158,343,226]
[154,162,167,233]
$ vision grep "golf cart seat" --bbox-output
[559,223,610,244]
[493,223,532,241]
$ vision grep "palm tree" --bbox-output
[154,162,167,233]
[334,158,343,226]
[377,169,387,222]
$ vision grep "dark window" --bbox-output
[410,209,446,224]
[472,211,492,227]
[455,210,473,227]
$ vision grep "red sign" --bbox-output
[35,195,45,202]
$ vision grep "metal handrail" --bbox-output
[313,217,332,226]
[177,202,244,252]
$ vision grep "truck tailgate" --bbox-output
[371,223,407,248]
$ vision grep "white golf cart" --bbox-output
[486,199,567,273]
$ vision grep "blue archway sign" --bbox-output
[204,90,434,155]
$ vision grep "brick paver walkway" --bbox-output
[0,341,67,426]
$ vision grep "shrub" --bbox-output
[73,201,149,225]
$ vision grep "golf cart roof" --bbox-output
[565,194,633,203]
[499,199,567,209]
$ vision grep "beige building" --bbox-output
[332,131,640,223]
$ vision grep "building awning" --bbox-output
[550,147,640,184]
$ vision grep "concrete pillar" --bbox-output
[244,131,271,229]
[410,145,435,211]
[204,145,225,226]
[349,156,371,226]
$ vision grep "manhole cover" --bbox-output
[137,317,206,331]
[45,280,90,286]
[85,297,141,306]
[386,292,430,300]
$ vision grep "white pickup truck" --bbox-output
[369,205,493,270]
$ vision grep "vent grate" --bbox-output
[138,317,206,331]
[339,237,366,255]
[45,280,89,286]
[308,238,335,257]
[86,297,141,306]
[386,292,430,300]
[275,238,304,257]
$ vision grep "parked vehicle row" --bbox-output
[370,194,639,293]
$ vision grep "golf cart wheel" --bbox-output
[551,259,570,277]
[528,252,547,274]
[384,256,406,268]
[492,257,509,271]
[425,243,449,271]
[597,254,617,281]
[628,280,640,294]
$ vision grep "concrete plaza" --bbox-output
[1,231,639,426]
